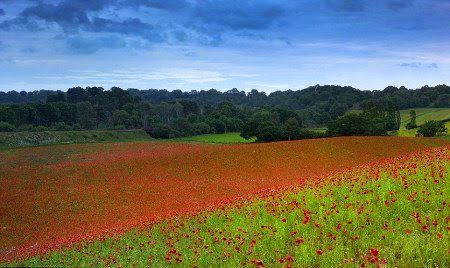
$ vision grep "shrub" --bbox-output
[405,122,417,130]
[72,123,82,131]
[0,121,15,132]
[192,122,211,135]
[416,120,447,137]
[150,123,179,139]
[35,126,49,132]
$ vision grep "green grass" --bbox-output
[0,129,152,150]
[395,108,450,138]
[6,146,449,267]
[170,132,256,144]
[308,127,328,134]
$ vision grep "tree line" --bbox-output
[0,85,448,141]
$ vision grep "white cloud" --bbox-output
[32,68,260,85]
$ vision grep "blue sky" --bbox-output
[0,0,449,92]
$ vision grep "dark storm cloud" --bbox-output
[0,0,164,44]
[3,0,119,32]
[0,0,290,52]
[0,0,449,54]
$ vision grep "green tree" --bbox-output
[327,114,367,136]
[416,120,447,137]
[112,110,132,129]
[150,123,179,138]
[282,117,301,140]
[405,110,417,129]
[0,121,15,132]
[76,101,96,129]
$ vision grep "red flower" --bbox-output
[370,248,379,257]
[316,249,323,255]
[251,259,264,266]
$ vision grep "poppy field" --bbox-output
[0,137,449,266]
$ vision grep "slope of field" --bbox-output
[396,108,450,137]
[169,132,256,144]
[5,145,450,267]
[0,137,447,261]
[0,130,151,150]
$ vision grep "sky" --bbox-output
[0,0,449,93]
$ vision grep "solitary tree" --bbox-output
[405,110,417,129]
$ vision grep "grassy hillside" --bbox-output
[396,108,450,137]
[0,130,151,150]
[169,132,256,144]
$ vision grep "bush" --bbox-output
[72,123,82,131]
[405,122,417,130]
[35,126,49,132]
[416,120,447,137]
[50,122,73,131]
[150,123,179,139]
[191,122,211,135]
[0,121,15,132]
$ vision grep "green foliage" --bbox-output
[328,101,403,136]
[150,124,179,139]
[328,114,368,136]
[282,117,301,140]
[405,110,417,130]
[76,102,96,129]
[241,108,309,142]
[191,122,211,135]
[35,126,49,132]
[0,85,448,142]
[0,121,15,132]
[50,122,73,131]
[395,108,450,137]
[416,120,447,137]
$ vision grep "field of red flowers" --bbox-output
[0,136,448,263]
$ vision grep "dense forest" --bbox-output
[0,85,449,140]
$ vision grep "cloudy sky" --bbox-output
[0,0,449,92]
